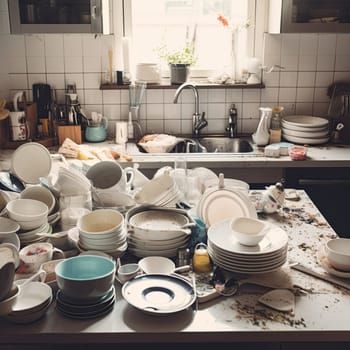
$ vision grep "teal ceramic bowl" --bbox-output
[55,255,115,301]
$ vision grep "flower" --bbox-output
[217,14,252,32]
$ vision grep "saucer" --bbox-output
[318,248,350,279]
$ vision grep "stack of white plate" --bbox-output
[134,173,182,207]
[77,224,127,259]
[207,219,288,274]
[127,209,192,258]
[281,115,330,145]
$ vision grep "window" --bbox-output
[119,0,260,80]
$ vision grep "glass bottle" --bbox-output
[269,106,284,144]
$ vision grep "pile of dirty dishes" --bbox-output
[134,172,182,207]
[207,218,288,274]
[55,255,116,319]
[76,209,127,258]
[127,209,193,258]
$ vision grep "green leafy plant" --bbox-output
[157,25,197,66]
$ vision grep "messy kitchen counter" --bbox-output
[1,189,350,349]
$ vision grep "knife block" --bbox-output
[57,125,82,145]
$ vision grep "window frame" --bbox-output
[113,0,268,79]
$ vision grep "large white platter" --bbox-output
[11,142,52,184]
[198,188,257,227]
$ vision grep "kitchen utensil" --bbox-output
[108,48,113,84]
[291,262,350,290]
[32,84,51,118]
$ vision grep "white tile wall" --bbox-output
[0,32,350,138]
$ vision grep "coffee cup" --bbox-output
[117,263,141,284]
[19,242,65,274]
[85,160,134,193]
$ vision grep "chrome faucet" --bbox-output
[226,103,237,138]
[173,82,207,137]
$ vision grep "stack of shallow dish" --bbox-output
[134,173,182,207]
[281,115,330,145]
[127,209,193,258]
[3,281,52,324]
[77,209,127,258]
[17,222,52,247]
[207,219,288,274]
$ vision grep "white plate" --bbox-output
[282,115,329,128]
[121,274,195,315]
[11,143,52,184]
[318,247,350,279]
[282,133,330,145]
[281,121,329,133]
[207,219,288,256]
[282,127,329,139]
[198,188,257,227]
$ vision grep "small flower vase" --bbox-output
[169,64,190,84]
[231,31,238,83]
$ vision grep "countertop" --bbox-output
[1,190,350,349]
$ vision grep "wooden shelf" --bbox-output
[100,81,265,90]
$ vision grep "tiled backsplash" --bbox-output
[1,30,350,138]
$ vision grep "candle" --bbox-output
[122,37,130,73]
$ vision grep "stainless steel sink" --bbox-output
[182,137,254,153]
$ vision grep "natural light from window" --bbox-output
[129,0,250,78]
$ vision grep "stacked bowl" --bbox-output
[127,208,193,258]
[6,198,51,246]
[77,209,127,258]
[281,115,330,145]
[55,255,116,319]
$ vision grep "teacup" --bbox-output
[19,242,65,274]
[117,263,141,284]
[85,160,134,193]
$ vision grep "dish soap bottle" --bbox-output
[269,106,284,144]
[193,243,211,273]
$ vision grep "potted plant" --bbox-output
[157,26,197,84]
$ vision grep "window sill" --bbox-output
[100,80,265,90]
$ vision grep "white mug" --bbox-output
[136,63,161,83]
[9,111,29,141]
[115,121,128,145]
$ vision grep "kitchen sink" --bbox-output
[178,137,254,153]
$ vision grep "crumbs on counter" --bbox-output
[233,300,307,329]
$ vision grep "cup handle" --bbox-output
[124,167,135,187]
[53,248,65,260]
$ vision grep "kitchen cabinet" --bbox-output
[269,0,350,33]
[8,0,113,34]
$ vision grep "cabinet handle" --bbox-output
[299,179,350,186]
[91,5,97,19]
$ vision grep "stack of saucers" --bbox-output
[76,209,127,258]
[55,286,115,319]
[207,219,288,274]
[17,222,52,247]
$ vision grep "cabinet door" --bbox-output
[281,0,350,33]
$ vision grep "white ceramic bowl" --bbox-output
[117,263,141,284]
[325,238,350,271]
[0,284,19,316]
[55,255,116,301]
[230,217,268,246]
[0,217,20,235]
[20,186,56,214]
[138,256,176,274]
[6,199,48,230]
[77,209,124,237]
